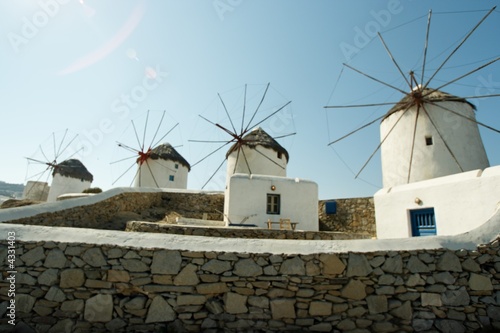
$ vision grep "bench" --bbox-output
[267,218,299,231]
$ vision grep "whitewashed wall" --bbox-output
[224,174,318,231]
[47,175,92,202]
[23,181,49,201]
[134,159,189,189]
[380,100,489,188]
[374,166,500,239]
[226,145,287,183]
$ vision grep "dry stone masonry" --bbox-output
[319,197,376,237]
[1,238,499,332]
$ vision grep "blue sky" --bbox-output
[1,0,499,199]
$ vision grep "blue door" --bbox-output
[410,208,436,236]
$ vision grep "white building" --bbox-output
[375,88,498,239]
[223,127,318,231]
[47,159,93,202]
[23,181,49,201]
[134,143,190,189]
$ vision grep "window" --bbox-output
[277,152,282,159]
[410,208,436,236]
[325,201,337,214]
[267,194,280,214]
[169,175,175,181]
[175,163,179,169]
[425,136,433,146]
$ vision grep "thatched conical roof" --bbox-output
[226,127,289,162]
[149,143,191,171]
[385,87,476,119]
[53,159,93,182]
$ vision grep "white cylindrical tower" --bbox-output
[47,159,93,202]
[23,181,50,202]
[225,127,288,182]
[380,87,489,188]
[134,143,190,189]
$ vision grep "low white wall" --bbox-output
[224,174,318,231]
[374,166,500,239]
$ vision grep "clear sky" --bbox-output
[1,0,499,199]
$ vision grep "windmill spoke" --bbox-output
[191,140,234,168]
[110,155,137,165]
[216,123,238,138]
[355,105,412,178]
[250,101,292,130]
[424,6,496,89]
[218,93,238,134]
[152,122,179,148]
[201,158,226,189]
[142,110,149,151]
[149,157,177,173]
[426,100,500,134]
[253,147,286,170]
[241,84,247,133]
[149,110,166,149]
[324,101,404,109]
[420,10,432,87]
[145,160,160,188]
[117,142,141,154]
[131,120,142,151]
[245,82,270,132]
[240,146,253,175]
[343,63,408,95]
[328,113,386,146]
[55,129,68,160]
[426,56,500,94]
[420,104,463,172]
[189,139,231,143]
[26,157,53,166]
[233,144,241,174]
[407,105,420,183]
[377,32,412,89]
[112,161,137,185]
[273,132,296,140]
[57,133,80,160]
[453,93,500,100]
[39,145,51,165]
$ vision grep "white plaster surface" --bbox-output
[47,174,92,202]
[1,205,498,254]
[380,100,489,188]
[224,174,318,231]
[134,159,189,189]
[375,166,500,239]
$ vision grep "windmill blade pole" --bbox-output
[241,84,247,133]
[218,93,238,134]
[131,120,142,151]
[149,110,166,149]
[191,140,234,168]
[424,6,496,89]
[144,160,160,188]
[355,105,412,178]
[232,144,241,175]
[57,133,80,160]
[420,9,432,87]
[199,114,218,126]
[407,106,420,183]
[117,142,141,154]
[112,161,137,185]
[142,110,150,151]
[426,100,500,135]
[324,101,403,109]
[328,113,386,146]
[240,146,253,175]
[189,139,231,143]
[152,122,180,149]
[251,101,292,130]
[201,158,226,190]
[377,32,412,89]
[425,56,500,95]
[110,155,137,165]
[343,63,408,95]
[421,104,464,172]
[253,147,286,170]
[273,132,296,140]
[245,82,270,132]
[456,93,500,100]
[55,129,69,160]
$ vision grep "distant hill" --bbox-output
[0,181,24,199]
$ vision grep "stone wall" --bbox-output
[319,197,376,237]
[126,221,371,240]
[1,237,499,332]
[5,191,224,230]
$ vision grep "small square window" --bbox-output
[325,201,337,214]
[267,194,280,214]
[277,152,282,159]
[169,175,175,181]
[425,136,433,146]
[175,163,179,169]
